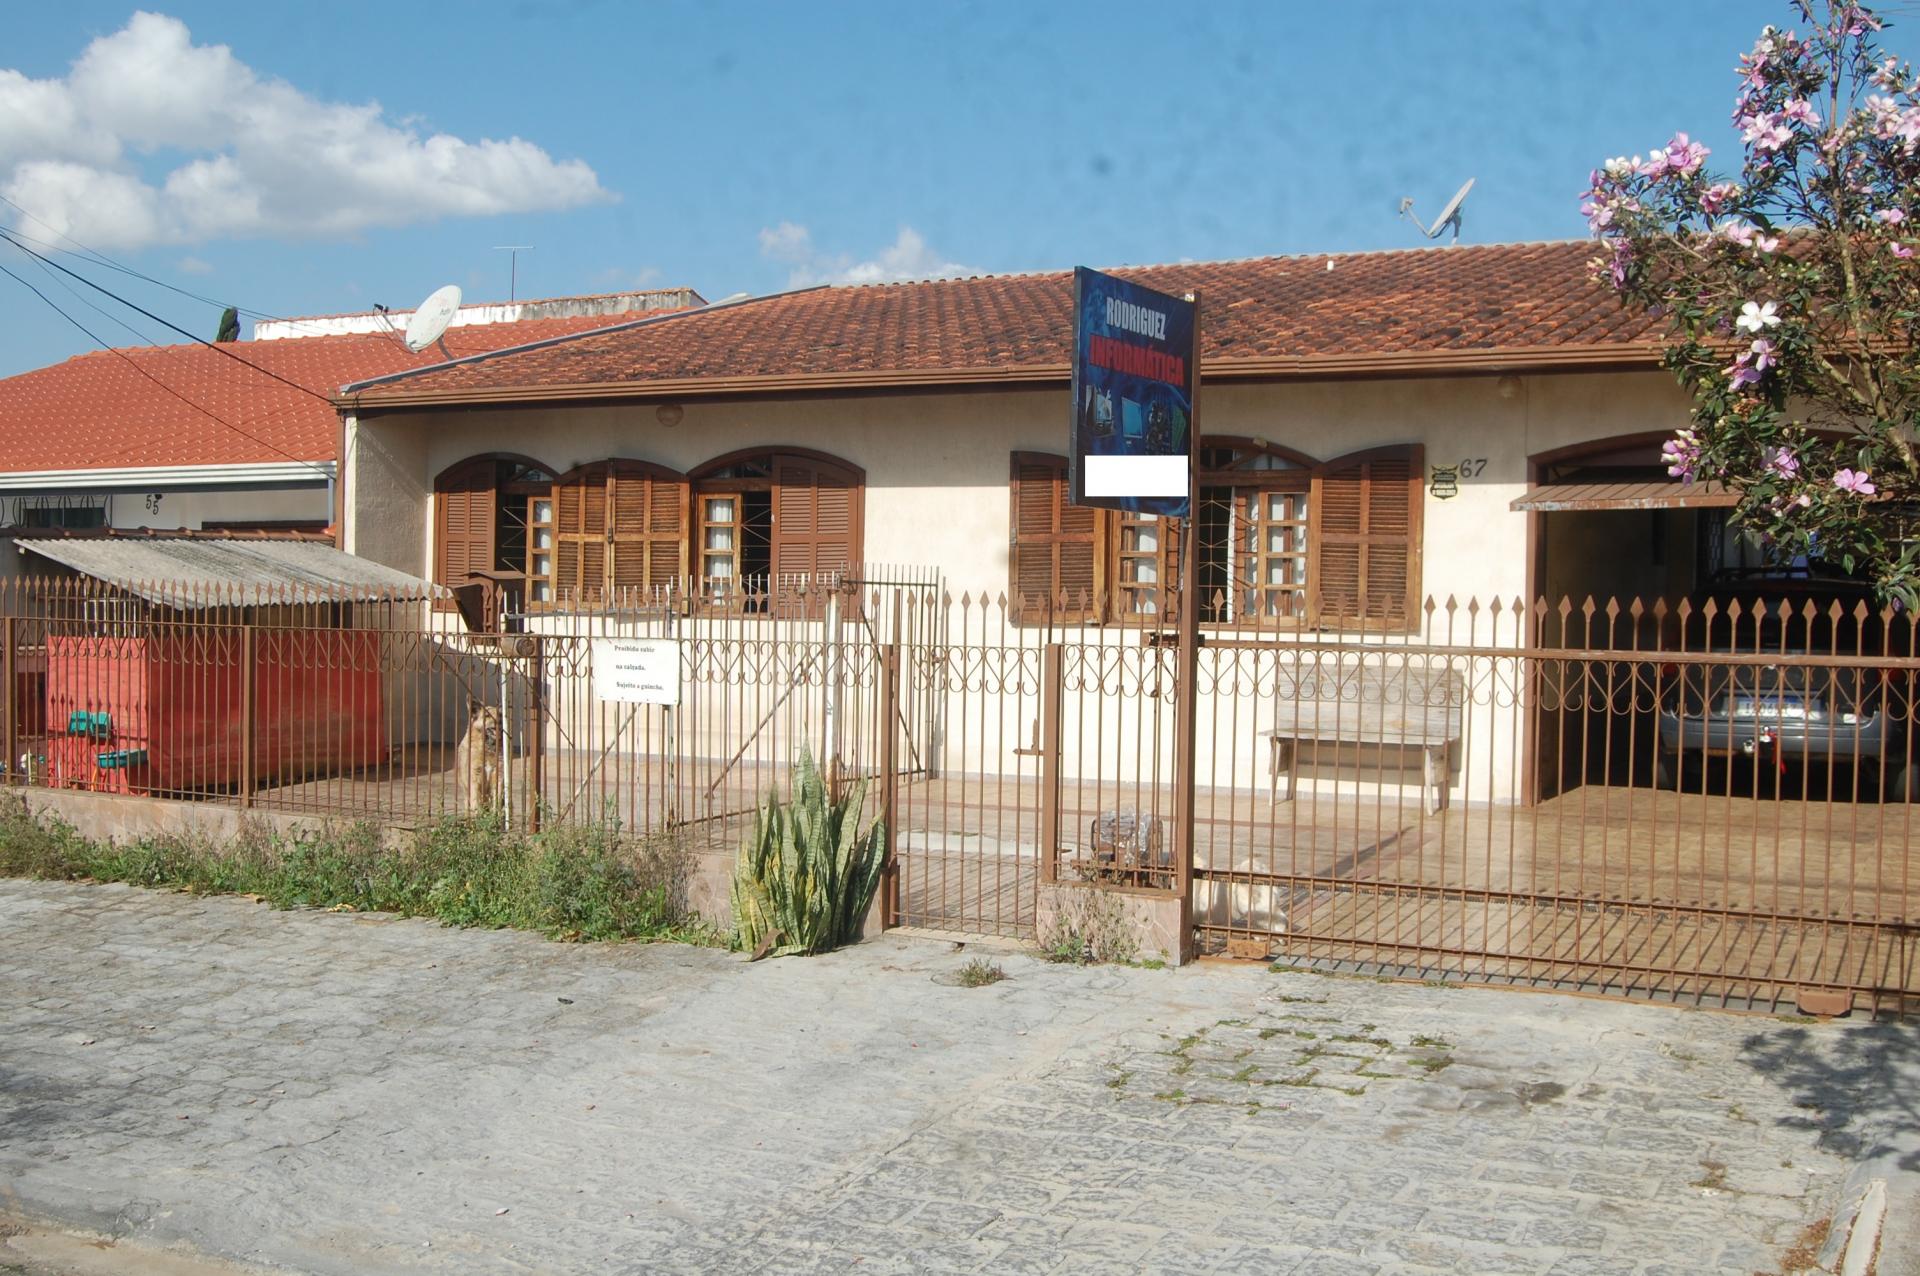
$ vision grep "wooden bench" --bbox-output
[1266,664,1465,813]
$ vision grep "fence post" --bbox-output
[1039,643,1063,884]
[880,641,901,928]
[238,623,257,807]
[527,635,545,833]
[2,615,15,789]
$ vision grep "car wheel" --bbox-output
[1891,759,1917,803]
[1653,751,1680,790]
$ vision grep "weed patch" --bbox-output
[956,958,1007,988]
[0,797,703,943]
[1036,882,1139,965]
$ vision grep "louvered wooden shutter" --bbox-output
[771,456,860,584]
[608,462,687,598]
[1009,452,1097,623]
[553,464,609,605]
[1309,444,1424,631]
[433,459,497,607]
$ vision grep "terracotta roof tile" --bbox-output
[345,241,1654,406]
[0,312,686,473]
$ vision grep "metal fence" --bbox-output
[3,571,1915,1012]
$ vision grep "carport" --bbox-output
[1515,450,1742,801]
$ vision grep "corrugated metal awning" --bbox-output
[17,538,443,608]
[1510,480,1740,512]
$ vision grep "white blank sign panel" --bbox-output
[1083,454,1189,498]
[594,638,682,705]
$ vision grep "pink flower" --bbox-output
[1743,112,1793,152]
[1764,445,1798,478]
[1753,231,1782,253]
[1867,95,1903,137]
[1721,220,1756,246]
[1701,183,1739,215]
[1899,108,1920,149]
[1748,338,1777,372]
[1877,208,1907,224]
[1834,468,1878,495]
[1893,243,1916,259]
[1662,132,1709,175]
[1782,99,1821,127]
[1728,363,1763,389]
[1662,431,1702,483]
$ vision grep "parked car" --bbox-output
[1654,570,1917,797]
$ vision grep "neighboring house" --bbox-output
[333,241,1708,803]
[0,288,705,548]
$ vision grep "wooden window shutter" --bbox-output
[1009,452,1097,623]
[433,458,497,605]
[771,456,861,585]
[607,462,688,597]
[552,463,608,605]
[1309,444,1424,631]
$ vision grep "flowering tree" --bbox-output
[1582,1,1920,601]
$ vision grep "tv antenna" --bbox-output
[1398,178,1475,245]
[404,284,463,358]
[493,245,534,302]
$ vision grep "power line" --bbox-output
[0,227,342,409]
[0,195,350,339]
[0,256,332,479]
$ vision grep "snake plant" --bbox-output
[731,751,887,957]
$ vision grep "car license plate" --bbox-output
[1733,696,1807,718]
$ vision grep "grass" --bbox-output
[0,797,710,944]
[955,957,1007,987]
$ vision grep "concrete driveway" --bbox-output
[0,879,1913,1275]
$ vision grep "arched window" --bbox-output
[432,454,555,606]
[689,448,864,592]
[433,454,688,607]
[1111,437,1317,623]
[543,460,688,604]
[1007,436,1424,630]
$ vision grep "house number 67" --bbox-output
[1457,458,1488,478]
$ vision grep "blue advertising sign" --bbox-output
[1069,266,1197,517]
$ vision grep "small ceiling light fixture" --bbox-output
[1496,374,1523,399]
[656,403,685,428]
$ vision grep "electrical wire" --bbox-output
[0,227,344,409]
[0,195,354,340]
[0,256,332,479]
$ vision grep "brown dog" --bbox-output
[455,701,503,812]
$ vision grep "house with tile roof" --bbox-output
[334,241,1704,621]
[0,287,704,547]
[334,241,1725,805]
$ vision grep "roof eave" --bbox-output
[339,341,1664,414]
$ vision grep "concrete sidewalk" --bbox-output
[0,879,1913,1275]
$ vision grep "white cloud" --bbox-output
[758,222,978,287]
[176,255,213,275]
[0,11,611,251]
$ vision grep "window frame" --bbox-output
[1010,437,1424,633]
[430,452,556,613]
[689,447,865,609]
[432,446,867,616]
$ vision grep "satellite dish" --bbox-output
[1398,179,1476,244]
[404,285,463,354]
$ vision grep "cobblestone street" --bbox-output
[0,880,1912,1275]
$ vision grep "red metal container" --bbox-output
[44,628,386,796]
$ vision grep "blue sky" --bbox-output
[0,2,1818,379]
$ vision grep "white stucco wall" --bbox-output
[346,368,1691,608]
[342,369,1697,807]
